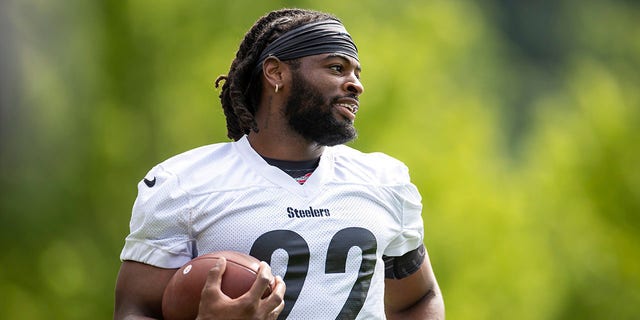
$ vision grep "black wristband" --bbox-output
[383,244,425,279]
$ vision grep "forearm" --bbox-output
[386,287,445,320]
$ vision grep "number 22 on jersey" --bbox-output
[250,227,377,319]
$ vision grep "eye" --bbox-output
[329,65,344,73]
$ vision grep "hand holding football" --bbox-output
[162,251,274,320]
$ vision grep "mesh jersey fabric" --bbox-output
[120,136,425,320]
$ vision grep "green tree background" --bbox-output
[1,1,638,319]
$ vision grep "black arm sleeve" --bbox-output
[383,244,426,279]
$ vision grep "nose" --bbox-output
[344,74,364,97]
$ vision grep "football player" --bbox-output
[115,8,444,320]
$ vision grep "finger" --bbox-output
[269,276,287,304]
[198,257,228,314]
[202,257,227,294]
[266,277,286,319]
[263,275,286,311]
[268,296,286,320]
[246,261,275,299]
[274,297,285,315]
[273,275,286,297]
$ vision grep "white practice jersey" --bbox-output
[121,136,425,320]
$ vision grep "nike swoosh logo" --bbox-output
[143,177,156,188]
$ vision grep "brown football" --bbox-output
[162,251,273,320]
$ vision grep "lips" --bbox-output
[334,98,359,121]
[335,103,358,114]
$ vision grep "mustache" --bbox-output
[331,94,359,102]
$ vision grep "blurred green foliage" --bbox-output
[1,0,638,319]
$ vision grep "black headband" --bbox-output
[255,19,359,70]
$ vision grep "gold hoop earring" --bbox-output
[275,84,279,93]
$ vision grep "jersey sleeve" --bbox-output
[383,169,425,257]
[119,164,195,268]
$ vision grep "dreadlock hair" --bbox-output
[215,9,339,141]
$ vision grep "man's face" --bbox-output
[283,54,363,146]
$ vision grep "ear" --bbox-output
[262,57,286,90]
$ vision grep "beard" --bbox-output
[284,71,357,146]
